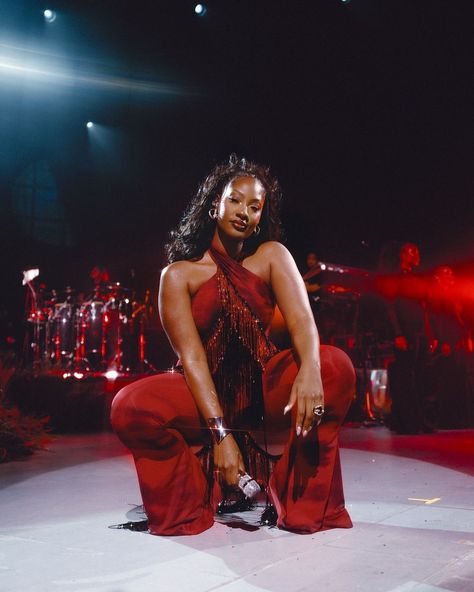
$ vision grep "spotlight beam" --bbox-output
[0,56,187,96]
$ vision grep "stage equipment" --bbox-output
[195,4,207,16]
[22,268,44,369]
[367,368,390,418]
[21,273,156,376]
[44,9,56,23]
[303,261,394,422]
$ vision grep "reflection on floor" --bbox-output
[1,427,473,592]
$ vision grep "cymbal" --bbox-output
[105,284,131,292]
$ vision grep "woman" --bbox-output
[111,155,354,535]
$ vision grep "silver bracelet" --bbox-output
[207,416,231,445]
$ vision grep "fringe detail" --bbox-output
[199,263,279,507]
[237,431,281,484]
[204,268,278,425]
[205,269,277,373]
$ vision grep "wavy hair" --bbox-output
[165,154,284,263]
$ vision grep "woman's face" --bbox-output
[215,176,266,240]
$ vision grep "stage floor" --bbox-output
[1,427,473,592]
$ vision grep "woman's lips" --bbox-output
[231,221,248,231]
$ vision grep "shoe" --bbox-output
[216,493,255,515]
[260,504,278,526]
[108,520,149,532]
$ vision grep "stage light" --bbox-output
[195,4,207,16]
[73,372,84,380]
[105,369,119,381]
[86,121,94,129]
[44,9,57,23]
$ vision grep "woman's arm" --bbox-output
[263,242,324,436]
[159,263,245,484]
[305,281,321,294]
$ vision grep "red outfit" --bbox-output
[111,247,355,535]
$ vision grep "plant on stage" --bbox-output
[0,404,52,463]
[0,353,52,463]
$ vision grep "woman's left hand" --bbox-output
[284,363,324,437]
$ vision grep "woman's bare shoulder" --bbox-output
[161,255,213,287]
[255,241,292,259]
[161,260,194,285]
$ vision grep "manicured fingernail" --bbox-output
[296,426,301,437]
[302,429,308,438]
[283,405,291,415]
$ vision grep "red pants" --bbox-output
[110,345,355,535]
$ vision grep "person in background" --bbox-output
[428,265,468,428]
[386,242,435,433]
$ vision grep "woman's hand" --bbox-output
[213,434,246,486]
[261,243,324,436]
[284,363,324,437]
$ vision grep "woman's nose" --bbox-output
[237,207,249,220]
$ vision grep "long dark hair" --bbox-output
[165,154,284,263]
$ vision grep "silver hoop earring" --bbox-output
[208,208,217,220]
[254,225,261,236]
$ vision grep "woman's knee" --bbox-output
[320,345,356,413]
[110,375,199,446]
[322,345,355,384]
[110,380,162,433]
[110,384,135,435]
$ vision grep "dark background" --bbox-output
[1,0,473,328]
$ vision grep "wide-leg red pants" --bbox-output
[110,345,355,535]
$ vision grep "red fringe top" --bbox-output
[191,246,278,427]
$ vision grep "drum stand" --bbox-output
[72,311,91,373]
[103,311,124,375]
[22,277,44,372]
[136,313,157,374]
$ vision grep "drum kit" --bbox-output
[23,269,156,375]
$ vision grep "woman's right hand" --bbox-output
[213,434,245,487]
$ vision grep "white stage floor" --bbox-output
[1,428,473,592]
